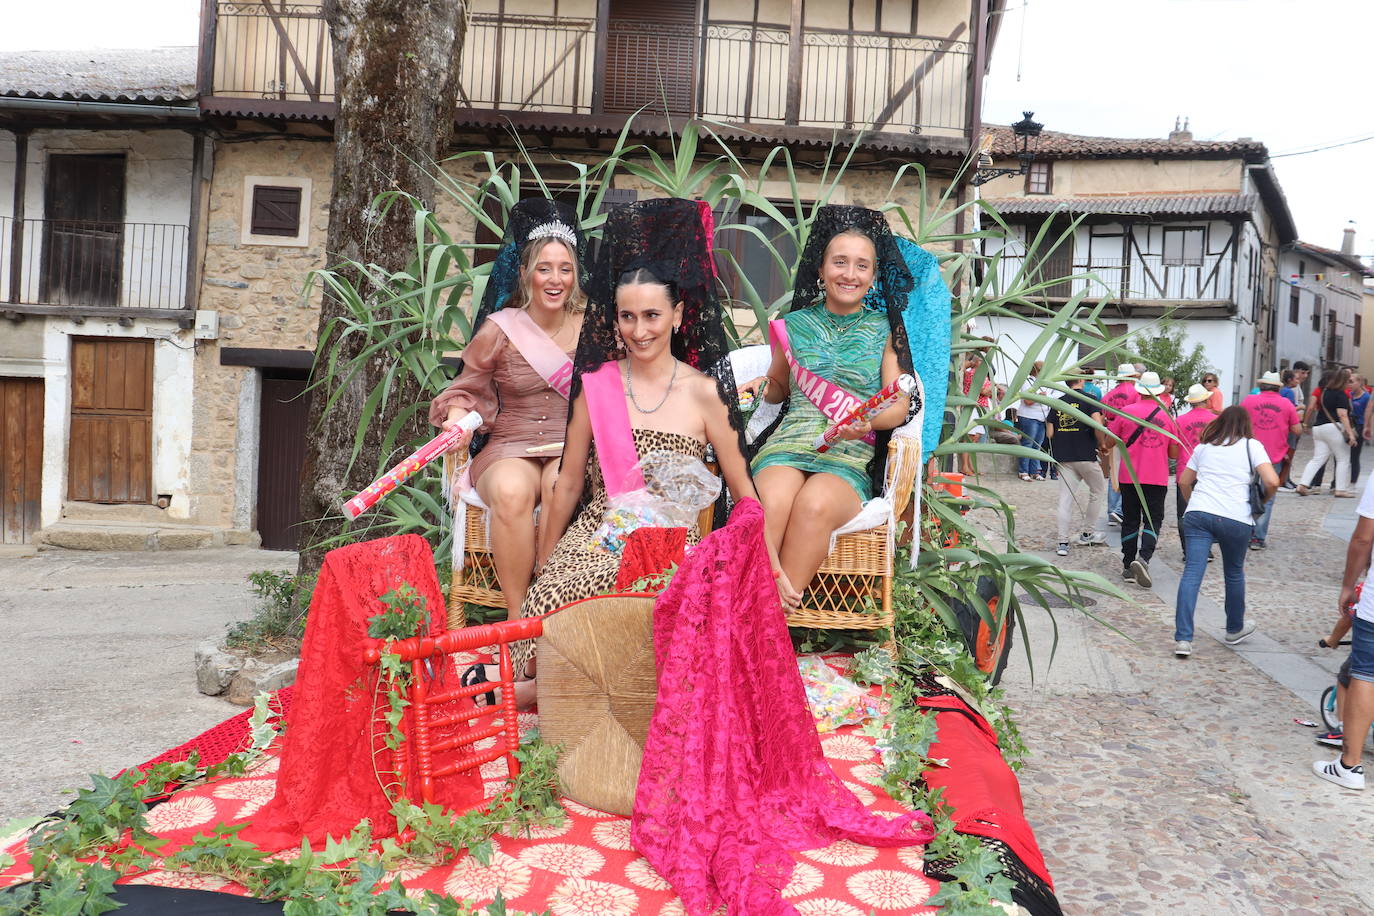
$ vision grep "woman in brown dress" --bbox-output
[428,198,587,621]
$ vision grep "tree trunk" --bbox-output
[296,0,467,583]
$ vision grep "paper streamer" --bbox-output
[343,411,482,520]
[813,375,916,453]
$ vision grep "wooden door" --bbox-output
[42,154,126,307]
[256,373,311,551]
[1040,218,1075,299]
[0,378,44,544]
[604,0,699,116]
[68,338,153,504]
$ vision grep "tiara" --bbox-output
[526,220,577,249]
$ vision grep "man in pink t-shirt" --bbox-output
[1107,372,1179,587]
[1242,371,1302,549]
[1173,383,1218,552]
[1101,363,1142,526]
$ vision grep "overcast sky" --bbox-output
[983,0,1374,263]
[4,0,1370,265]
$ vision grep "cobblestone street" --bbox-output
[993,438,1374,915]
[4,444,1374,913]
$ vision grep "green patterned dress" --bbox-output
[752,305,890,500]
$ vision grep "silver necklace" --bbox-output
[625,359,679,414]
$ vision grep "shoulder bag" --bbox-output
[1245,439,1266,518]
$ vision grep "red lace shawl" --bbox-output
[243,535,484,849]
[632,500,932,915]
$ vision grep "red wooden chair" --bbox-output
[362,616,543,807]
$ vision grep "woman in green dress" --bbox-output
[739,206,918,610]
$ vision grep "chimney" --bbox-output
[1343,222,1357,256]
[1168,116,1193,143]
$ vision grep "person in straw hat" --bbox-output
[1107,371,1178,587]
[1101,362,1141,526]
[1241,371,1301,549]
[1175,382,1219,555]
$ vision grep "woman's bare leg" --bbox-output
[754,465,807,552]
[778,472,863,596]
[474,457,542,622]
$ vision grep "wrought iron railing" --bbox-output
[1,218,190,310]
[212,2,333,102]
[990,253,1237,303]
[209,4,973,137]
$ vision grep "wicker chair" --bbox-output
[728,344,919,637]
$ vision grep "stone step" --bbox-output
[60,501,174,524]
[36,520,259,551]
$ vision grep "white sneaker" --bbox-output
[1174,640,1192,657]
[1077,531,1108,546]
[1224,622,1257,646]
[1313,757,1366,790]
[1056,542,1069,556]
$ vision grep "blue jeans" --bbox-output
[1108,486,1122,518]
[1174,510,1253,641]
[1016,417,1047,475]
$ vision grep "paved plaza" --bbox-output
[2,441,1373,913]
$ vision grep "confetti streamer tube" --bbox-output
[813,375,916,453]
[342,411,482,520]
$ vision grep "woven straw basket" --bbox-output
[536,595,658,816]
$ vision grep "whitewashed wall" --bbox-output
[981,314,1250,406]
[37,318,197,527]
[5,130,194,309]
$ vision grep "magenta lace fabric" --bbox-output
[632,499,933,916]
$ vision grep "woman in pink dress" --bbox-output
[428,198,587,621]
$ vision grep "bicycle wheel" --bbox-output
[1320,684,1341,731]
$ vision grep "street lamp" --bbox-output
[970,111,1044,187]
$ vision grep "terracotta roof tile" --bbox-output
[984,193,1256,217]
[983,124,1268,161]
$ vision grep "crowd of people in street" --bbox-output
[994,355,1371,792]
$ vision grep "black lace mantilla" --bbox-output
[575,197,748,465]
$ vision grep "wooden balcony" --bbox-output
[201,4,975,152]
[990,253,1239,313]
[2,217,191,315]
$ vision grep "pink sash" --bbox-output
[486,308,574,399]
[582,362,646,497]
[769,318,876,445]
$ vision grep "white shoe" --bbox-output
[1056,542,1069,556]
[1313,757,1366,790]
[1174,640,1192,657]
[1077,531,1108,546]
[1224,622,1257,646]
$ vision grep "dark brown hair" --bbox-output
[1199,405,1253,447]
[1326,367,1351,391]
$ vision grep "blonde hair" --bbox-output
[509,237,586,313]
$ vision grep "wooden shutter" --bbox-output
[604,0,699,116]
[0,377,44,544]
[68,338,153,504]
[251,185,304,237]
[42,154,126,307]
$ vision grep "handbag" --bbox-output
[1245,440,1266,518]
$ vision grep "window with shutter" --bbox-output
[241,176,312,246]
[251,186,304,237]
